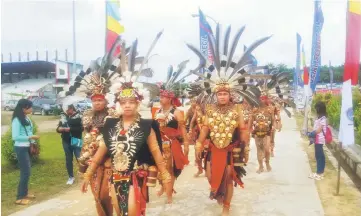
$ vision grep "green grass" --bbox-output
[1,111,58,126]
[294,113,361,216]
[1,132,79,216]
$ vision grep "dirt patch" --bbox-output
[295,114,361,216]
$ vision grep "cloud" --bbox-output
[1,0,350,82]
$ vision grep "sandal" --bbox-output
[26,194,36,199]
[15,199,31,205]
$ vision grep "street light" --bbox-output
[191,13,218,25]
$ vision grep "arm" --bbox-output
[237,105,247,144]
[195,115,209,158]
[174,109,189,157]
[147,128,172,202]
[56,120,63,133]
[81,143,107,192]
[12,118,31,142]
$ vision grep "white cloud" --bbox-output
[1,0,350,82]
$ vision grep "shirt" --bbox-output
[313,116,327,145]
[12,117,34,147]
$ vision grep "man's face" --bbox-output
[66,108,75,115]
[216,91,231,105]
[119,99,138,117]
[92,98,106,111]
[160,96,171,107]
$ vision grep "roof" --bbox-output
[1,61,56,74]
[55,60,83,67]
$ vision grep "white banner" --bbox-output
[338,79,355,147]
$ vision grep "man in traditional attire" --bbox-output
[154,62,190,197]
[186,24,270,215]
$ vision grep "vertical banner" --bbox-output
[199,9,214,72]
[105,0,124,53]
[294,33,302,91]
[344,0,361,85]
[309,1,324,92]
[339,0,360,147]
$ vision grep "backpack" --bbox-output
[322,125,333,145]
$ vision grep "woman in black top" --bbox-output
[56,104,83,185]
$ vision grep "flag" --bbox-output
[105,0,124,53]
[309,1,324,92]
[302,45,309,86]
[295,33,302,88]
[339,0,360,147]
[199,9,214,72]
[344,0,361,85]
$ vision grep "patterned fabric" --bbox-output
[314,116,327,144]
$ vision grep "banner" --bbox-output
[105,0,124,53]
[295,33,302,88]
[339,0,360,147]
[199,9,214,72]
[344,0,361,85]
[309,1,324,92]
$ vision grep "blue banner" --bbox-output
[309,1,324,92]
[295,33,302,87]
[199,9,213,72]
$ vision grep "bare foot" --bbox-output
[266,163,272,172]
[217,198,223,206]
[193,170,203,177]
[256,167,264,174]
[166,197,173,204]
[271,151,274,157]
[157,187,164,197]
[222,205,230,216]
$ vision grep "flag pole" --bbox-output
[72,0,77,77]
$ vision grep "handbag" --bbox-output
[70,136,83,148]
[23,124,39,156]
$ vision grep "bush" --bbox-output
[312,89,361,146]
[1,118,41,166]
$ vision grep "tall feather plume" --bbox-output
[100,35,122,75]
[229,35,272,80]
[166,65,173,83]
[168,60,189,87]
[186,43,208,68]
[207,29,219,76]
[135,30,164,79]
[225,26,245,73]
[223,25,231,55]
[215,24,221,73]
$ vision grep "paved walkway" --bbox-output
[10,112,324,216]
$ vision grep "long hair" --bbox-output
[12,99,33,126]
[314,101,327,118]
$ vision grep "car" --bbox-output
[32,98,57,115]
[75,99,92,112]
[3,100,18,111]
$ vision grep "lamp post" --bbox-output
[191,13,218,25]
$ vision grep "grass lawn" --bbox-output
[1,111,58,126]
[1,132,79,216]
[294,113,361,216]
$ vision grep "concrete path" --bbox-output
[10,112,324,216]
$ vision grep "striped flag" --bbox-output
[309,1,324,92]
[105,0,124,53]
[339,0,360,147]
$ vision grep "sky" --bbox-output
[1,0,349,82]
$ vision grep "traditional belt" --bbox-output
[255,131,268,136]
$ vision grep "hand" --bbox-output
[183,145,189,157]
[163,182,173,204]
[80,180,89,193]
[30,135,40,140]
[64,128,70,132]
[196,150,202,160]
[58,127,64,132]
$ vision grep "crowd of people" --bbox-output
[10,23,329,216]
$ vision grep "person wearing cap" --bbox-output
[56,104,83,185]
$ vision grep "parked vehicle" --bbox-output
[32,98,57,115]
[75,99,92,112]
[3,100,18,111]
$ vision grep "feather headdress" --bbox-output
[186,24,272,107]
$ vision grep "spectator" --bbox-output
[307,101,327,180]
[12,99,40,205]
[56,104,83,185]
